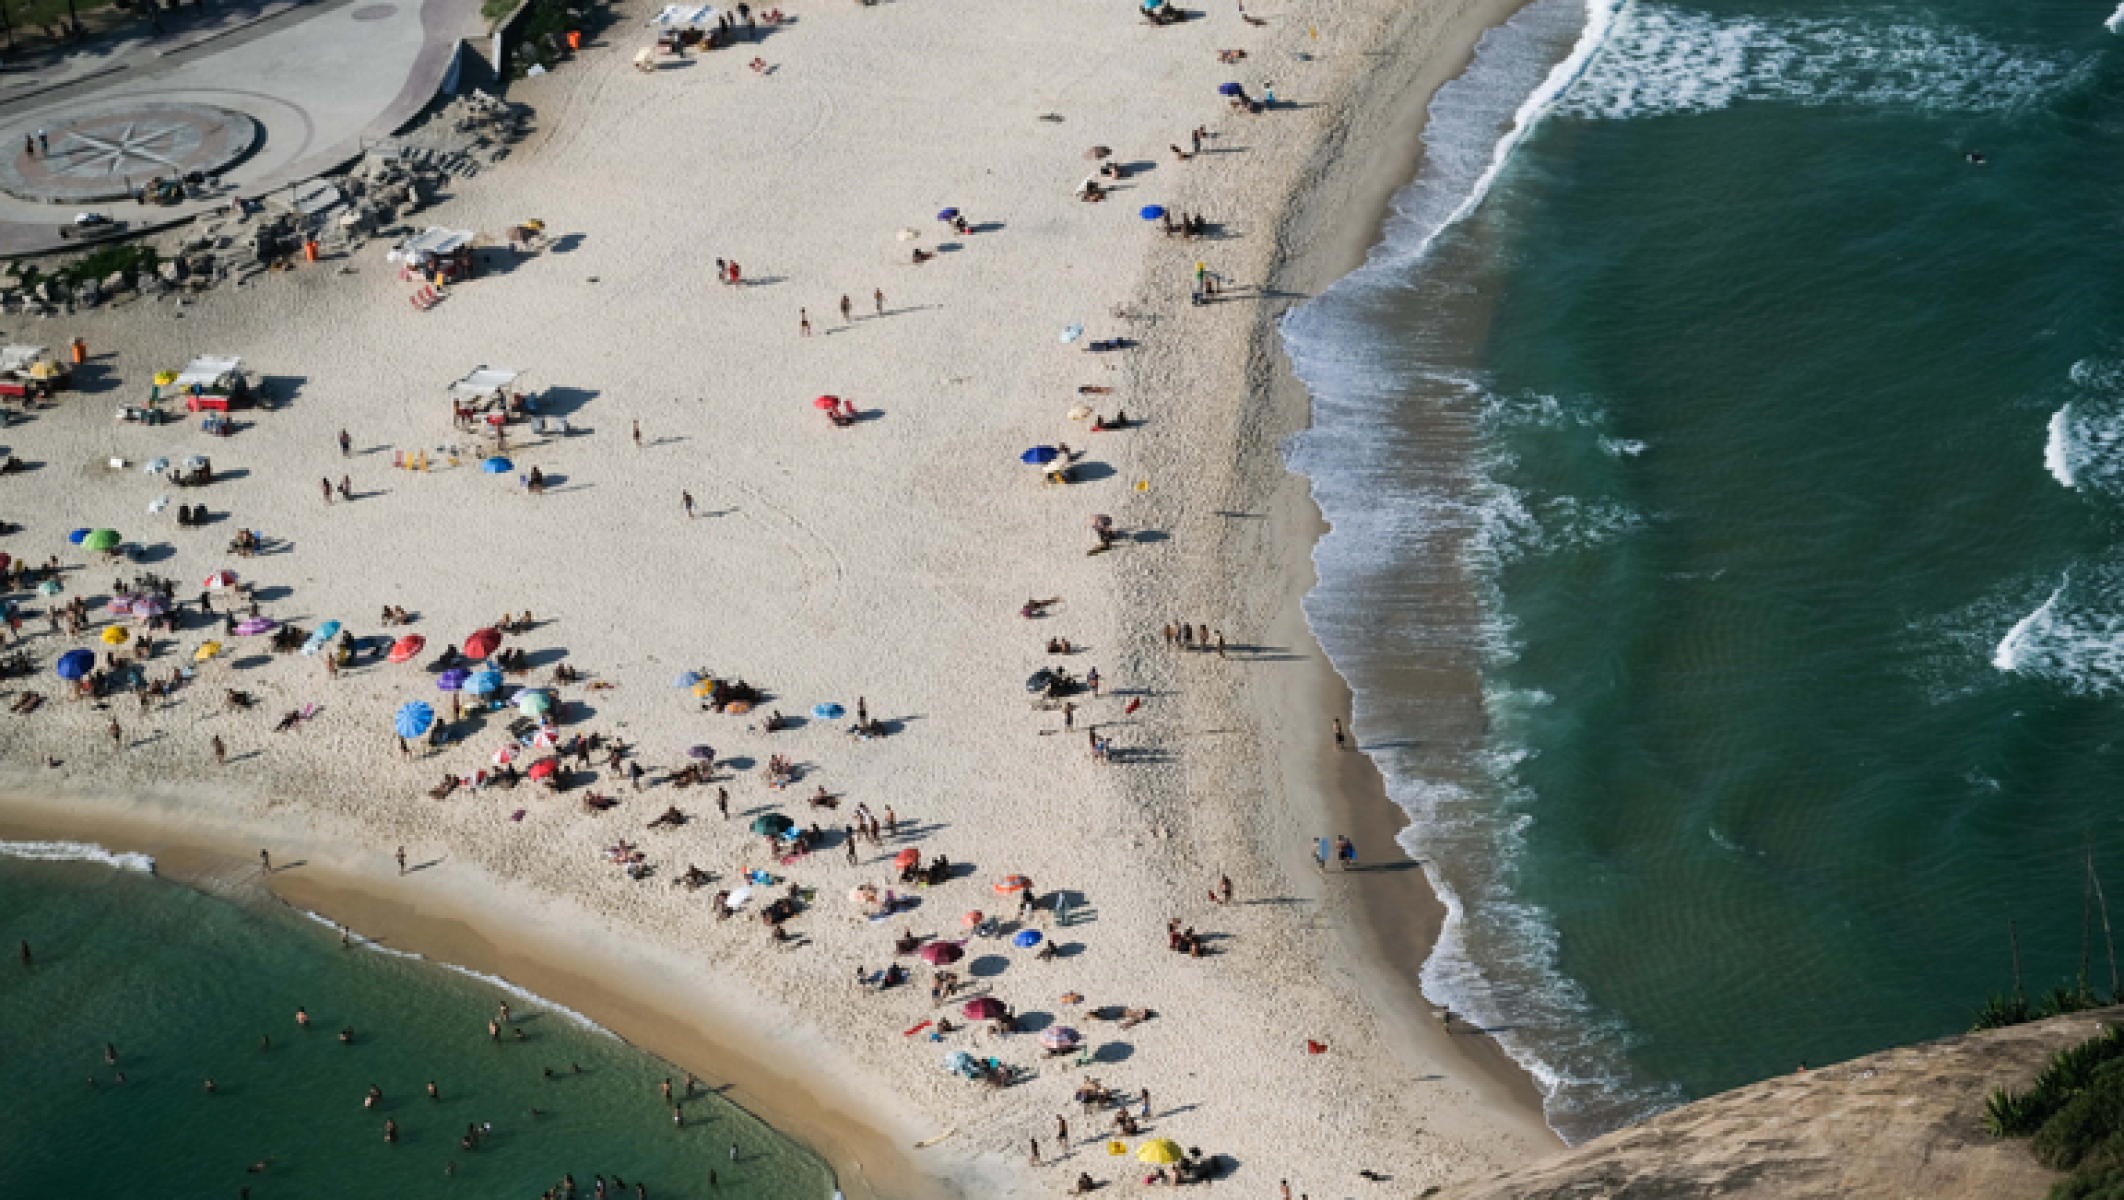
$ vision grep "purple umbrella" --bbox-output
[687,745,715,760]
[131,595,168,618]
[437,668,470,692]
[235,618,275,636]
[107,596,135,615]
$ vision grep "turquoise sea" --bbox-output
[1285,0,2124,1141]
[0,849,835,1197]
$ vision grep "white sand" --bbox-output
[0,0,1561,1192]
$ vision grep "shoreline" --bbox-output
[0,0,1575,1189]
[0,790,938,1200]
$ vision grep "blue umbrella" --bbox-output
[482,456,514,474]
[311,620,343,642]
[437,668,470,692]
[944,1050,975,1075]
[67,528,89,545]
[464,669,503,695]
[673,671,701,689]
[812,703,844,720]
[1139,205,1166,220]
[1012,929,1043,948]
[937,207,959,221]
[55,648,93,680]
[394,701,434,738]
[1020,446,1060,465]
[1217,82,1243,96]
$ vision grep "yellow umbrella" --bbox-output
[28,361,59,379]
[153,370,179,386]
[100,626,129,645]
[691,679,715,698]
[194,641,222,661]
[1137,1139,1183,1165]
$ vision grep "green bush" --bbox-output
[2052,1163,2124,1200]
[2035,1060,2124,1172]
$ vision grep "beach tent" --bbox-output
[172,355,245,392]
[447,365,523,401]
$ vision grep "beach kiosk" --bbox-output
[392,227,477,283]
[448,365,526,434]
[0,345,72,399]
[174,356,252,413]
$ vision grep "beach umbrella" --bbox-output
[100,625,129,645]
[108,596,134,615]
[1060,324,1084,344]
[526,757,559,780]
[1021,446,1061,466]
[919,942,963,966]
[464,669,503,695]
[394,701,434,738]
[1138,1139,1183,1165]
[144,457,169,474]
[148,496,169,514]
[493,745,518,766]
[993,875,1031,894]
[132,595,168,618]
[1139,205,1166,221]
[83,529,121,552]
[1068,405,1093,421]
[518,691,553,715]
[67,528,89,545]
[937,207,959,221]
[672,670,701,689]
[37,580,61,596]
[961,910,985,928]
[725,886,753,909]
[750,813,795,837]
[896,228,920,241]
[437,668,470,692]
[893,848,921,869]
[1013,929,1043,949]
[203,570,237,590]
[1040,1026,1081,1051]
[1217,81,1243,96]
[962,997,1007,1021]
[812,395,840,411]
[943,1050,974,1075]
[311,620,343,641]
[235,617,275,636]
[55,648,93,679]
[692,679,716,699]
[193,641,222,661]
[510,687,543,705]
[482,456,514,474]
[463,627,501,659]
[388,635,426,663]
[181,456,208,471]
[812,702,844,720]
[530,728,560,749]
[687,744,715,760]
[1083,146,1111,160]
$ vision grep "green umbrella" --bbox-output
[518,691,553,715]
[750,813,795,837]
[83,529,121,552]
[36,580,60,596]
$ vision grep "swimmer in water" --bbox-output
[260,1034,271,1051]
[105,1042,118,1065]
[296,1007,311,1028]
[365,1084,382,1108]
[384,1118,399,1143]
[1966,151,1987,165]
[514,1028,527,1042]
[427,1081,439,1100]
[205,1078,216,1093]
[339,1027,355,1044]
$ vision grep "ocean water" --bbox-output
[0,849,836,1198]
[1285,0,2124,1142]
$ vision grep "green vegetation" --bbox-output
[11,242,159,293]
[479,0,515,26]
[1979,986,2114,1033]
[1981,1025,2124,1199]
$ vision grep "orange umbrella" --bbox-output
[893,848,921,869]
[388,635,426,663]
[993,875,1031,894]
[463,627,501,659]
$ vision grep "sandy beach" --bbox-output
[0,0,1562,1191]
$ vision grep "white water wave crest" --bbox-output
[1559,5,2085,120]
[1992,568,2124,696]
[0,839,155,873]
[296,908,613,1035]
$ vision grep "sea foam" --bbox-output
[1558,5,2085,120]
[2048,406,2077,489]
[295,908,613,1035]
[0,839,155,873]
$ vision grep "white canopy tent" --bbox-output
[173,356,244,390]
[448,366,523,399]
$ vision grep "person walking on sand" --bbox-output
[396,846,407,875]
[874,287,884,316]
[1029,1138,1042,1167]
[339,429,352,457]
[633,420,642,449]
[108,719,122,750]
[259,849,271,873]
[321,478,333,506]
[1332,718,1346,750]
[1056,1114,1069,1146]
[211,735,226,765]
[1215,632,1227,659]
[1336,835,1357,870]
[1087,667,1100,696]
[682,491,696,519]
[799,309,811,337]
[839,294,852,323]
[1062,700,1075,731]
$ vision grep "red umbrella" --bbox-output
[526,757,559,780]
[919,942,963,966]
[893,848,921,869]
[463,627,501,659]
[388,635,426,663]
[993,875,1031,894]
[962,997,1007,1021]
[812,395,840,411]
[203,570,238,590]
